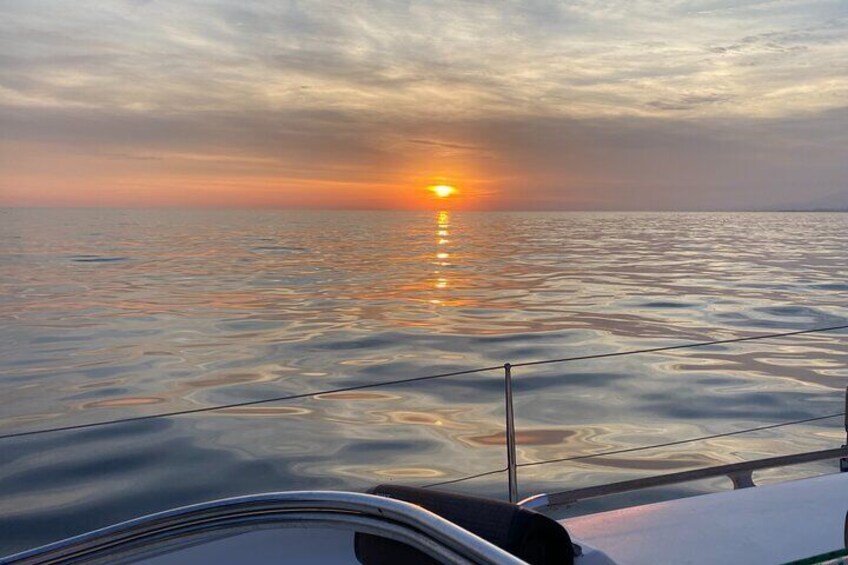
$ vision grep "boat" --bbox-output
[2,451,847,564]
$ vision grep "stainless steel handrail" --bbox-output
[3,491,527,565]
[519,446,848,510]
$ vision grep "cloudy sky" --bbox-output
[1,0,846,210]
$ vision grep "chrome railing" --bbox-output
[3,492,526,565]
[519,446,848,510]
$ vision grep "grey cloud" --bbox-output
[1,0,847,209]
[98,151,164,161]
[2,0,845,117]
[406,139,482,151]
[648,93,731,111]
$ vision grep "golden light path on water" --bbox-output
[431,211,453,303]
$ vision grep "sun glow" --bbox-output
[430,185,456,198]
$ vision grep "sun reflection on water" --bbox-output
[432,211,454,299]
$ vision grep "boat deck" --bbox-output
[563,472,848,564]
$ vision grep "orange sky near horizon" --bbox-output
[0,137,493,209]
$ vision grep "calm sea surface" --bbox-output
[1,209,847,552]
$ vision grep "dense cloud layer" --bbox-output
[1,0,847,209]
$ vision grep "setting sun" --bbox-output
[430,185,456,198]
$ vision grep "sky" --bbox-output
[1,0,847,210]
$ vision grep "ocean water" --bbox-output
[1,208,847,553]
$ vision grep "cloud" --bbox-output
[1,0,847,209]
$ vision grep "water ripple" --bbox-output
[1,209,847,553]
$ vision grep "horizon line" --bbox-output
[2,205,847,214]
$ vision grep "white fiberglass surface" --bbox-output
[563,473,848,565]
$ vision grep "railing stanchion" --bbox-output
[844,385,847,442]
[841,386,848,473]
[504,363,518,502]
